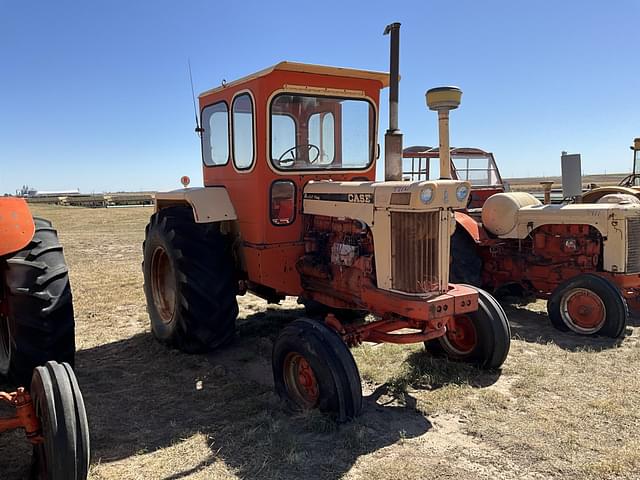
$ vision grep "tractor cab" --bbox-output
[619,137,640,188]
[403,146,504,208]
[199,63,384,293]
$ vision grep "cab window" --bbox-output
[232,94,255,170]
[270,93,374,171]
[201,102,229,166]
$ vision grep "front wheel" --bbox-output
[425,287,511,369]
[272,318,362,422]
[30,361,90,480]
[547,274,627,337]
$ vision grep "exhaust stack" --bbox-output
[426,86,462,179]
[383,22,403,181]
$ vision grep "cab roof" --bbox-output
[403,146,493,158]
[198,61,391,98]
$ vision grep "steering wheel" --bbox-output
[277,144,320,167]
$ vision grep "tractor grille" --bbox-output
[391,211,440,293]
[626,217,640,273]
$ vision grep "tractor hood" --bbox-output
[488,201,640,240]
[302,179,470,224]
[481,193,640,274]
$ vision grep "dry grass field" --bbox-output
[506,173,627,192]
[2,204,639,479]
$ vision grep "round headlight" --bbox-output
[420,187,434,204]
[456,185,469,202]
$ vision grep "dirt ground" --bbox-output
[1,204,639,480]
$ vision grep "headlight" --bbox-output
[456,185,469,202]
[420,187,434,204]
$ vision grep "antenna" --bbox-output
[188,59,204,136]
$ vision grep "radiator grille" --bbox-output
[626,218,640,273]
[391,211,440,293]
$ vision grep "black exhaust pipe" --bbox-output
[383,22,403,181]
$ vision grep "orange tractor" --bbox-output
[403,146,640,337]
[142,23,510,421]
[0,197,89,479]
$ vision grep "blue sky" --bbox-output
[1,0,637,194]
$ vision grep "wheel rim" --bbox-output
[282,352,319,409]
[560,287,606,334]
[442,315,478,355]
[150,246,177,325]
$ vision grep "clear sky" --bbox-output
[1,0,638,194]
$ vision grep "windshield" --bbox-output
[270,93,375,171]
[452,155,502,187]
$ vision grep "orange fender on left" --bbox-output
[0,197,35,257]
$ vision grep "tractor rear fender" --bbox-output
[155,187,238,223]
[0,197,35,257]
[454,211,489,243]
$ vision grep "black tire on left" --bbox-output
[425,286,511,369]
[30,361,90,480]
[0,218,75,387]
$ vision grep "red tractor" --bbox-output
[142,24,511,421]
[0,197,89,479]
[403,146,640,337]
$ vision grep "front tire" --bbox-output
[0,218,75,387]
[273,318,362,422]
[30,361,90,480]
[425,287,510,369]
[142,207,238,353]
[547,273,627,337]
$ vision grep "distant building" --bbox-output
[33,189,81,197]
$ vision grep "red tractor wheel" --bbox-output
[272,318,362,422]
[440,315,478,356]
[425,287,511,369]
[547,274,627,337]
[30,361,90,480]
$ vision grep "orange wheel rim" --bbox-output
[560,288,606,334]
[151,246,176,325]
[283,352,319,409]
[442,315,477,355]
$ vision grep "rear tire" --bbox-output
[30,361,90,480]
[547,273,627,337]
[449,228,482,286]
[425,287,510,369]
[142,207,238,353]
[273,318,362,422]
[0,218,75,387]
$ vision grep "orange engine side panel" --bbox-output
[0,198,35,257]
